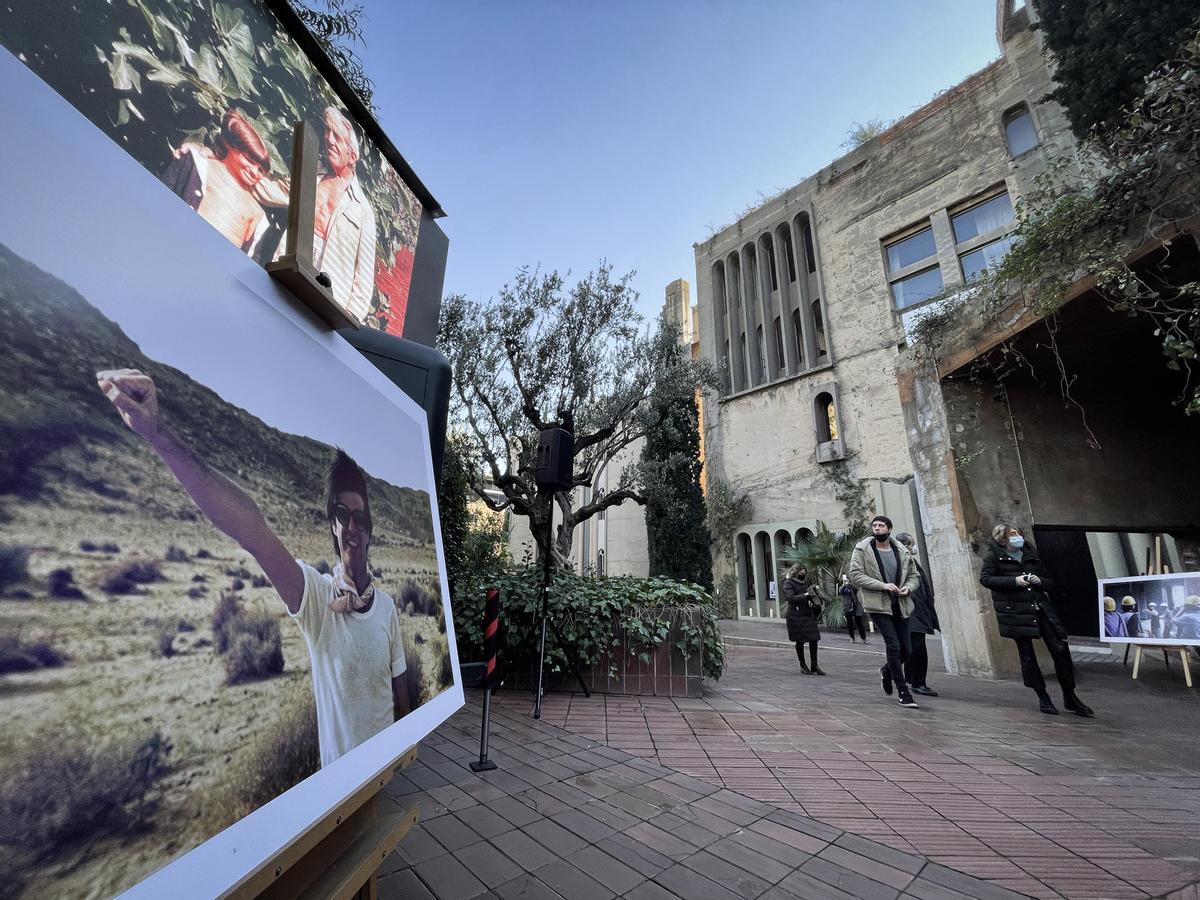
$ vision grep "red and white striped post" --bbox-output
[470,587,500,772]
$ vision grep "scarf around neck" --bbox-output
[329,562,374,613]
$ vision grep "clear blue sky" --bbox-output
[361,1,1001,320]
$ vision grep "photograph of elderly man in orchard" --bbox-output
[266,106,379,323]
[849,516,921,709]
[96,368,410,767]
[981,524,1093,719]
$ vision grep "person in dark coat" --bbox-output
[839,575,868,643]
[980,523,1094,718]
[782,565,825,675]
[897,533,939,697]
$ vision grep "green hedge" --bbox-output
[453,571,725,682]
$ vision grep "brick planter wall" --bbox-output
[513,606,706,698]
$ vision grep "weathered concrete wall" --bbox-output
[694,9,1082,672]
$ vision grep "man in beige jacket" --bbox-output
[848,516,922,708]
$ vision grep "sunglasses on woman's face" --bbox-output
[333,503,370,532]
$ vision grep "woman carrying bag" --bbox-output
[782,564,825,675]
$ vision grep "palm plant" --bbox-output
[779,521,869,628]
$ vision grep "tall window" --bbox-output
[952,191,1017,282]
[812,300,827,357]
[780,228,798,283]
[815,392,839,442]
[1003,104,1038,157]
[884,225,944,310]
[763,237,779,291]
[773,316,784,369]
[791,309,804,365]
[756,325,766,381]
[802,223,817,273]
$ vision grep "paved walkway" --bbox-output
[382,624,1200,899]
[381,697,1034,900]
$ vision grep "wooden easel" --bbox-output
[1132,645,1194,688]
[227,745,420,899]
[1126,537,1194,687]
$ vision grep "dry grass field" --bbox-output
[0,246,453,899]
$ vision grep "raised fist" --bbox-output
[97,368,162,441]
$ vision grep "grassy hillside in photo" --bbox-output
[0,243,452,900]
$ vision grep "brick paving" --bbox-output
[381,622,1200,899]
[481,624,1200,900]
[379,697,1035,900]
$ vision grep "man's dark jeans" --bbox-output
[906,631,929,687]
[870,598,911,695]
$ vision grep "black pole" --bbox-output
[470,587,500,771]
[533,494,554,719]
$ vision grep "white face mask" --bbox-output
[1008,535,1025,549]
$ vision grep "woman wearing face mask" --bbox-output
[782,564,825,675]
[980,524,1094,717]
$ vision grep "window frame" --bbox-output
[1002,103,1039,158]
[950,187,1017,283]
[883,221,944,312]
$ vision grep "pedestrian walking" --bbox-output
[980,523,1094,717]
[848,516,921,709]
[896,532,939,697]
[839,575,869,643]
[781,564,825,675]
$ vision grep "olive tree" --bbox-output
[439,265,716,569]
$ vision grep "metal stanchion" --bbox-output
[470,587,500,772]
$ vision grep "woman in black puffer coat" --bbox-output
[980,523,1094,718]
[782,565,825,675]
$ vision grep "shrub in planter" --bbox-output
[453,570,725,682]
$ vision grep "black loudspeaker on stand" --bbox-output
[531,427,590,719]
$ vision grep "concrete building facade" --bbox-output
[694,2,1200,678]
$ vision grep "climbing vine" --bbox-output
[910,24,1200,415]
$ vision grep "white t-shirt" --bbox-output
[291,561,406,767]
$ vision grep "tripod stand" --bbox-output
[532,492,590,719]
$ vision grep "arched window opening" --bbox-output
[802,223,817,274]
[737,533,755,604]
[791,309,804,367]
[778,226,798,283]
[739,333,749,389]
[797,527,815,545]
[812,300,827,357]
[761,236,779,292]
[755,325,766,382]
[815,392,838,443]
[773,317,784,370]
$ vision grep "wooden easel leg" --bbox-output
[1132,646,1143,680]
[1180,649,1193,688]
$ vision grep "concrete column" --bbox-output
[768,230,802,375]
[739,248,763,385]
[721,259,743,391]
[899,364,1015,678]
[731,250,754,389]
[786,221,821,369]
[750,532,767,617]
[930,209,966,293]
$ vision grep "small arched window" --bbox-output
[1003,104,1038,157]
[815,392,839,443]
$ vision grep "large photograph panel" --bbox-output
[0,48,459,900]
[1098,574,1200,646]
[0,0,423,334]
